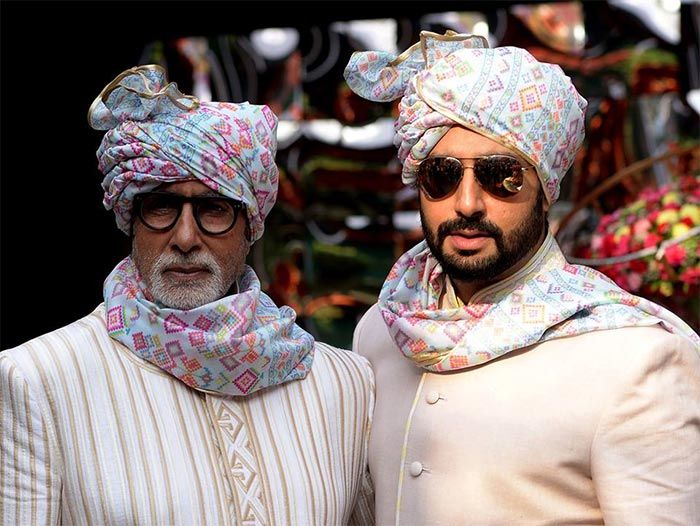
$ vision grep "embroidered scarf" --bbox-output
[379,233,699,371]
[104,257,315,395]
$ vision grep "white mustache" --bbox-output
[152,252,217,274]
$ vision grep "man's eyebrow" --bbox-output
[157,190,222,198]
[430,152,530,163]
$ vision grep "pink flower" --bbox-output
[627,272,643,291]
[664,244,687,266]
[591,235,603,251]
[632,218,652,238]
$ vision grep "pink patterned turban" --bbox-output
[344,31,588,203]
[88,64,279,241]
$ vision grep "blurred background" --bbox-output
[2,0,699,350]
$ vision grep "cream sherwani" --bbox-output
[1,305,375,526]
[354,304,700,525]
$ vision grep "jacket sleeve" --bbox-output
[349,325,377,526]
[349,467,375,525]
[591,333,700,524]
[1,353,62,526]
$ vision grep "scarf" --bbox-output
[104,257,315,396]
[379,233,699,371]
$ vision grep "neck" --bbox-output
[451,229,548,305]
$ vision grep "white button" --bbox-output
[425,391,440,404]
[409,461,423,477]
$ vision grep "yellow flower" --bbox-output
[661,191,682,206]
[656,209,679,225]
[671,223,691,238]
[658,281,674,297]
[614,225,631,239]
[628,199,646,213]
[679,204,700,225]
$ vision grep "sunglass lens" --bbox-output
[139,194,180,229]
[474,156,524,197]
[418,157,463,199]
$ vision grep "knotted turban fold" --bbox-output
[89,64,279,241]
[344,31,588,203]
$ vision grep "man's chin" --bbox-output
[442,245,498,265]
[437,251,503,282]
[151,280,223,310]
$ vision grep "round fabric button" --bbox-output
[425,391,440,404]
[409,461,424,477]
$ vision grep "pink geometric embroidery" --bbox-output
[106,306,125,332]
[153,347,176,369]
[132,332,148,351]
[182,356,203,372]
[165,340,186,358]
[449,355,470,368]
[194,315,214,331]
[188,331,206,347]
[408,339,427,355]
[242,350,260,364]
[443,323,466,343]
[221,355,242,371]
[465,304,491,318]
[487,77,504,92]
[163,313,188,333]
[519,85,542,111]
[234,370,259,394]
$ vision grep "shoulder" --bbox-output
[540,325,700,401]
[548,324,699,369]
[311,340,374,392]
[352,303,394,363]
[1,305,113,387]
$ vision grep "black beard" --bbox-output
[421,190,546,283]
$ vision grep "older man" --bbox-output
[1,65,373,525]
[345,31,700,524]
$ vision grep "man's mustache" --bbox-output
[436,216,503,245]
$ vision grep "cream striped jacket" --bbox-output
[1,305,375,525]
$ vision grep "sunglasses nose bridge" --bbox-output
[453,166,488,215]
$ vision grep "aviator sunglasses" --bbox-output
[417,155,530,199]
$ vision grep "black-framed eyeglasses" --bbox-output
[133,192,245,235]
[417,155,530,200]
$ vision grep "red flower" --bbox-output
[657,222,672,235]
[681,216,695,228]
[679,267,700,286]
[587,175,700,301]
[643,233,663,248]
[629,259,647,273]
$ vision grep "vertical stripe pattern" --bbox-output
[1,306,375,525]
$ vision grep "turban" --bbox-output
[88,64,279,241]
[344,31,588,203]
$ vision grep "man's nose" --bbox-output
[453,169,487,218]
[169,203,203,253]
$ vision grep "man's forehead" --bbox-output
[432,127,531,165]
[155,180,220,197]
